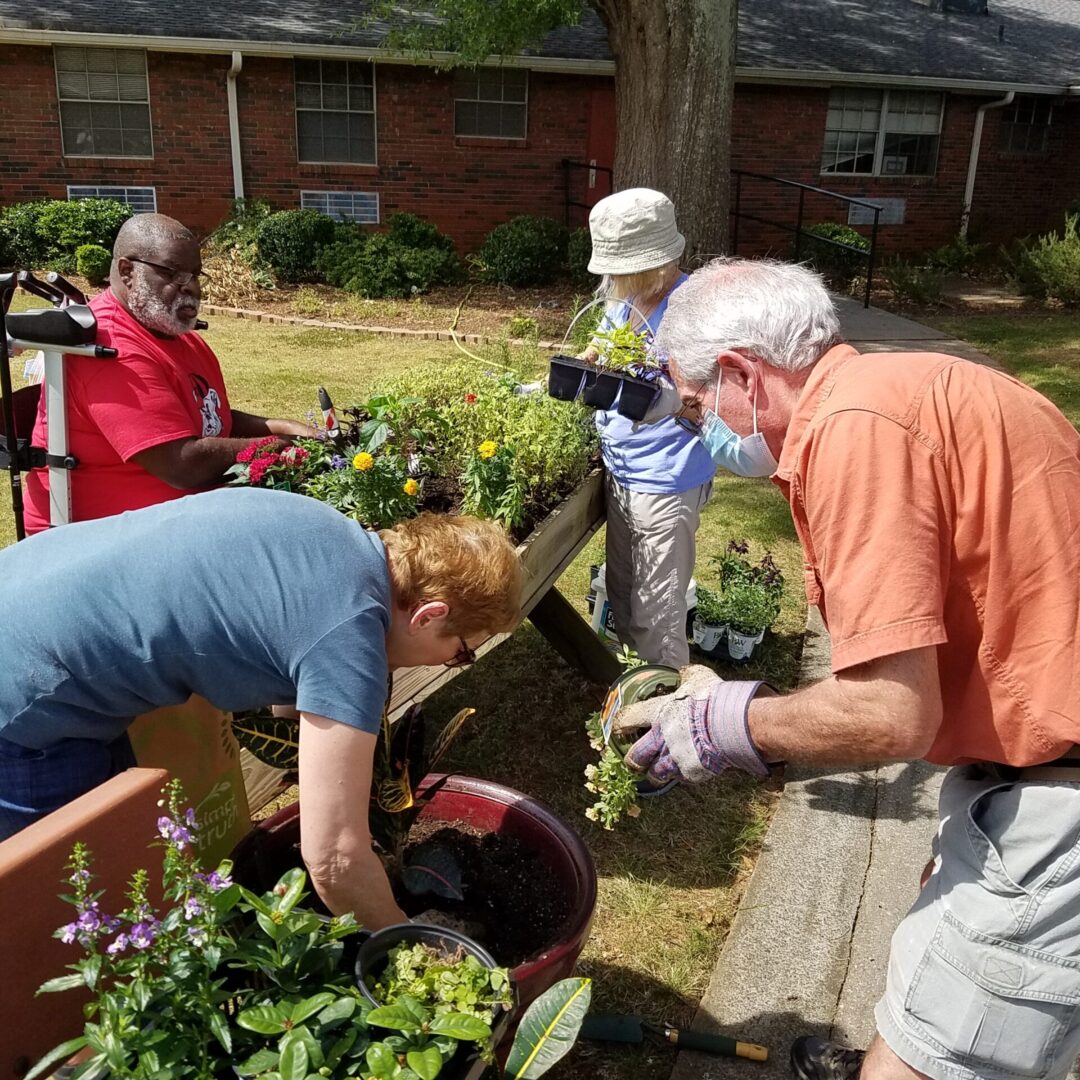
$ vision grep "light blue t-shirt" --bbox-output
[594,275,716,494]
[0,488,391,749]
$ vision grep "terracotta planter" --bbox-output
[230,774,597,1025]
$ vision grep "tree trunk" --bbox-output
[591,0,737,264]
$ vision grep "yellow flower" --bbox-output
[403,478,420,497]
[478,440,497,460]
[352,452,374,471]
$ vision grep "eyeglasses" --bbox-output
[444,638,478,670]
[673,373,712,436]
[126,257,209,287]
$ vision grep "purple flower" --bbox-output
[106,934,128,956]
[187,925,208,947]
[205,870,232,892]
[68,869,90,885]
[77,908,102,934]
[184,808,198,828]
[157,815,173,839]
[184,897,203,920]
[59,922,79,945]
[129,922,156,950]
[330,455,347,470]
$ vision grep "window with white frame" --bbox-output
[54,47,152,158]
[68,185,157,213]
[821,88,943,176]
[301,190,379,224]
[453,68,527,139]
[999,96,1057,154]
[295,60,376,164]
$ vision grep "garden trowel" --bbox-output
[580,1013,768,1061]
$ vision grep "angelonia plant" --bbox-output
[30,781,592,1080]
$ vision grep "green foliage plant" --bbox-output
[1009,214,1080,305]
[694,583,725,625]
[75,243,112,286]
[584,711,641,831]
[590,320,657,372]
[256,208,338,284]
[566,227,596,288]
[712,539,784,627]
[717,579,778,636]
[304,449,421,530]
[0,198,131,272]
[800,221,870,286]
[925,234,988,276]
[882,257,945,306]
[475,216,568,287]
[462,439,526,528]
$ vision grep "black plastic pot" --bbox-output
[356,922,513,1080]
[616,375,659,421]
[547,354,595,402]
[581,370,620,409]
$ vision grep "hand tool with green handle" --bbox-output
[581,1013,768,1061]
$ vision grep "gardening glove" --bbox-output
[630,375,684,428]
[412,908,485,942]
[622,668,770,786]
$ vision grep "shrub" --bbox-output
[319,229,461,299]
[507,313,539,338]
[386,211,456,256]
[567,227,596,288]
[800,222,870,285]
[476,215,568,287]
[205,198,274,255]
[75,243,112,286]
[882,257,945,305]
[255,208,337,283]
[1008,214,1080,306]
[0,198,131,271]
[925,234,987,276]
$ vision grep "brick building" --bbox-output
[0,0,1077,255]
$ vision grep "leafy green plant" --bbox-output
[75,243,112,286]
[256,208,338,284]
[350,393,447,454]
[462,439,526,528]
[304,449,421,529]
[882,257,945,306]
[225,436,317,490]
[475,216,568,287]
[800,221,870,285]
[925,234,988,276]
[564,293,604,353]
[590,320,656,372]
[566,227,596,288]
[505,977,592,1080]
[584,711,641,831]
[507,313,539,338]
[369,943,512,1027]
[0,198,131,272]
[694,584,725,625]
[718,581,778,636]
[712,539,784,628]
[1007,214,1080,305]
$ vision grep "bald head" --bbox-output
[111,214,202,336]
[113,213,195,263]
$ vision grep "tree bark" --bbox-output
[591,0,737,264]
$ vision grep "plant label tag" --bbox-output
[600,683,624,746]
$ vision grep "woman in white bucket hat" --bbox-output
[584,188,715,667]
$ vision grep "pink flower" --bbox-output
[464,393,478,405]
[236,436,278,465]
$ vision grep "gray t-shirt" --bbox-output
[0,487,391,749]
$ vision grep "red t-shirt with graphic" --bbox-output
[23,289,233,532]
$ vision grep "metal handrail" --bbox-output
[731,169,882,308]
[562,158,614,227]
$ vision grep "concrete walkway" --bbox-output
[670,303,997,1079]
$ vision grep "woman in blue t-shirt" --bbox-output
[583,189,715,667]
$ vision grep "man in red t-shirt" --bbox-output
[23,214,314,532]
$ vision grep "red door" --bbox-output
[584,86,616,209]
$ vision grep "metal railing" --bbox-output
[561,158,614,227]
[730,170,882,308]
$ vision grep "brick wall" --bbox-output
[0,45,235,231]
[1,41,1075,257]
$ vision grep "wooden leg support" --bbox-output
[528,586,621,687]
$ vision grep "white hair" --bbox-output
[654,257,842,378]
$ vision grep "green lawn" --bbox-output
[1,298,802,1079]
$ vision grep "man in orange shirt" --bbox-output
[620,258,1080,1080]
[24,213,313,532]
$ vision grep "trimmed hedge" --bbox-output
[255,209,338,284]
[0,198,132,271]
[76,244,113,286]
[476,215,568,287]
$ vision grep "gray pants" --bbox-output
[604,474,711,669]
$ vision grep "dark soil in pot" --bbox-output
[397,819,572,968]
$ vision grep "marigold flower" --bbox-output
[465,393,478,404]
[403,478,420,497]
[353,451,375,471]
[478,440,497,459]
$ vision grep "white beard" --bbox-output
[128,269,199,336]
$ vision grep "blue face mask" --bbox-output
[695,368,779,478]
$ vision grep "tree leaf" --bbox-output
[365,1042,397,1078]
[236,1048,280,1076]
[505,977,592,1079]
[317,996,357,1026]
[209,1009,232,1053]
[291,993,336,1024]
[278,1037,309,1080]
[366,1004,423,1034]
[230,711,301,768]
[406,1045,444,1080]
[275,867,308,915]
[237,1003,289,1034]
[36,973,86,995]
[427,1013,491,1042]
[23,1036,89,1080]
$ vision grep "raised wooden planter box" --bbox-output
[0,768,168,1079]
[242,469,607,812]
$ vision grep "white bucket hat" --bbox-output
[587,188,685,275]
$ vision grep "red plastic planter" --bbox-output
[231,774,597,1018]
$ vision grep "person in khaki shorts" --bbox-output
[616,257,1080,1080]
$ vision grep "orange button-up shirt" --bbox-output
[774,344,1080,766]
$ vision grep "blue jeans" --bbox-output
[0,733,137,841]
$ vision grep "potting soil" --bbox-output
[399,819,572,968]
